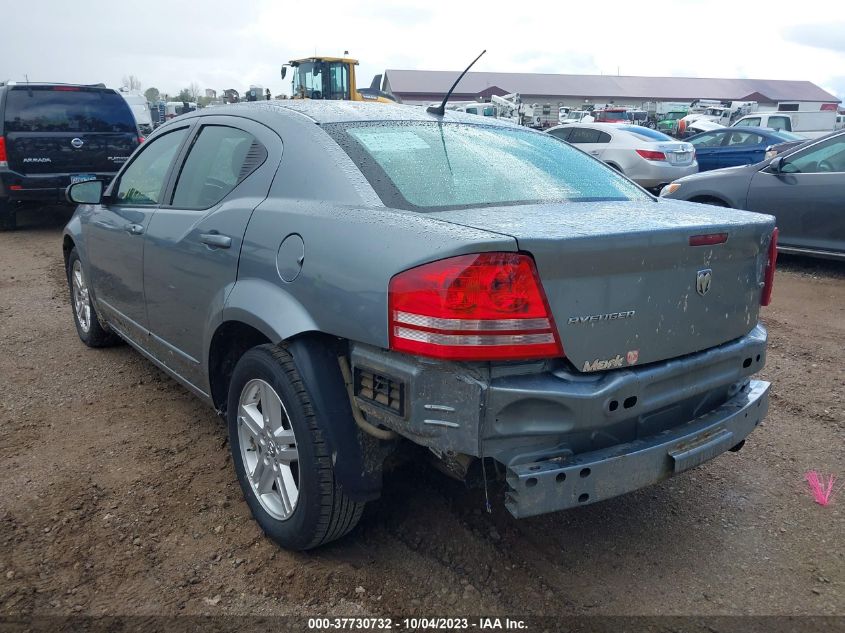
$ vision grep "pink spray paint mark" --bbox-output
[805,471,838,506]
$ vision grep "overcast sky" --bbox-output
[2,1,843,101]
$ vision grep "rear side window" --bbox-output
[725,131,764,146]
[568,128,603,144]
[171,125,265,209]
[767,116,791,131]
[735,117,761,127]
[4,87,136,133]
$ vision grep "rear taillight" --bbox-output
[138,136,145,144]
[636,149,666,161]
[388,253,563,361]
[0,136,7,168]
[761,228,778,306]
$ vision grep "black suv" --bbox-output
[0,83,140,230]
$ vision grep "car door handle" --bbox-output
[589,150,600,155]
[125,223,145,236]
[200,233,232,249]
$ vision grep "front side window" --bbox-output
[327,122,648,211]
[171,125,262,208]
[115,128,188,206]
[783,136,845,173]
[548,128,572,141]
[735,117,761,127]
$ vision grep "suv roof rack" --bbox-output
[1,81,108,88]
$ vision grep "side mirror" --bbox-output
[66,179,104,205]
[281,66,287,80]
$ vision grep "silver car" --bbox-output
[548,123,698,190]
[63,102,775,550]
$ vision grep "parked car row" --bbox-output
[546,121,811,191]
[545,118,844,260]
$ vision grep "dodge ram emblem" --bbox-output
[696,269,712,296]
[71,137,84,149]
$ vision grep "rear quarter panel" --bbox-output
[233,201,516,348]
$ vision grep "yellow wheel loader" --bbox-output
[281,56,399,103]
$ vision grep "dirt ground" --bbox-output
[1,207,843,620]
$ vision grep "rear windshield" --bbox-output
[4,87,136,133]
[618,126,674,142]
[326,122,648,211]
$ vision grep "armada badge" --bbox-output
[696,269,712,296]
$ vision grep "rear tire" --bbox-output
[66,248,121,347]
[0,198,16,231]
[227,344,365,550]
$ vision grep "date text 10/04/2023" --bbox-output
[307,617,528,630]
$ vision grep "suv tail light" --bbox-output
[388,253,563,361]
[636,149,666,161]
[761,228,778,306]
[0,136,7,168]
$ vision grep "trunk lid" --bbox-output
[428,199,775,371]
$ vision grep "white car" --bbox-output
[548,123,698,190]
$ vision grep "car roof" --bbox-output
[183,100,519,127]
[699,126,784,136]
[0,82,112,91]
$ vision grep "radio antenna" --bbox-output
[427,50,486,117]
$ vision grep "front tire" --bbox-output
[66,248,121,347]
[227,345,365,550]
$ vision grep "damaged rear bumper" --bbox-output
[505,379,769,518]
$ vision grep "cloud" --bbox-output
[782,22,845,54]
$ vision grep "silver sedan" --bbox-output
[548,123,698,190]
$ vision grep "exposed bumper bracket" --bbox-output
[505,380,770,518]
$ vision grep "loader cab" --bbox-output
[284,57,357,101]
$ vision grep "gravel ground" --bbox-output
[1,207,843,620]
